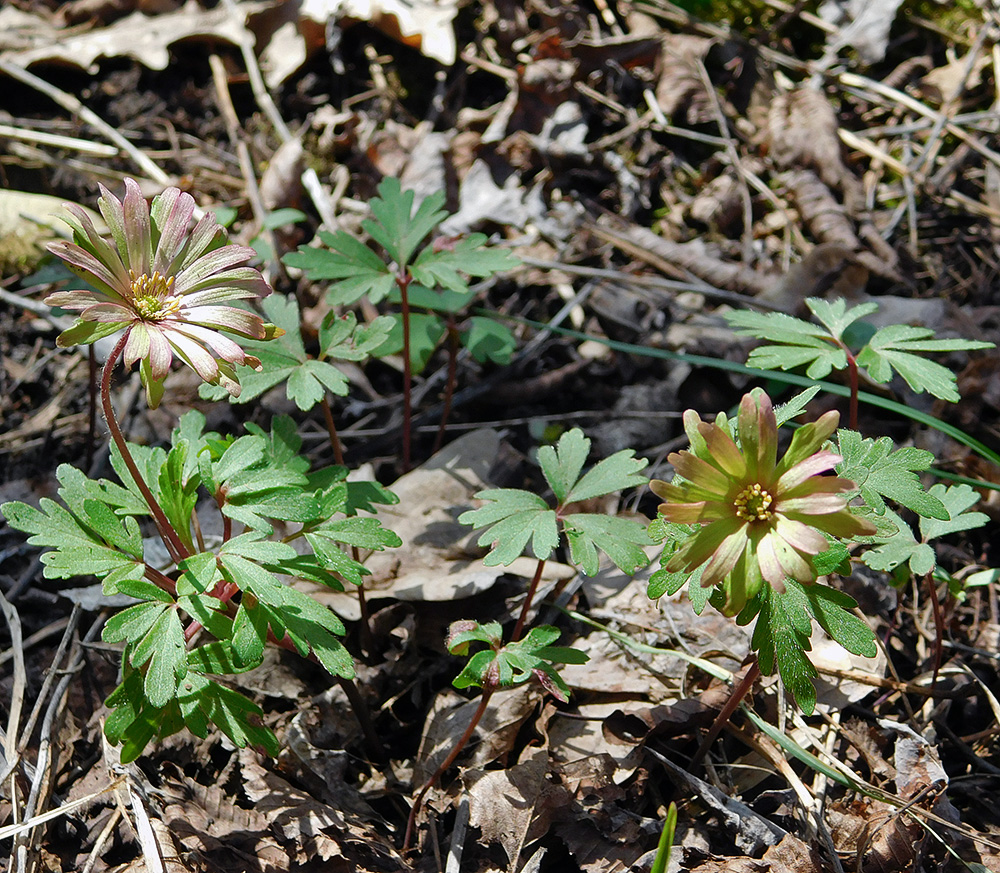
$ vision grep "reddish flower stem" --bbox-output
[101,331,189,564]
[691,658,761,768]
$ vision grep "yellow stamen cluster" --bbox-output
[130,270,180,320]
[734,482,774,522]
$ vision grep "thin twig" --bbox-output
[0,57,170,185]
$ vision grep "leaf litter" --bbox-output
[2,0,1000,871]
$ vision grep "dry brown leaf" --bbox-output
[239,749,407,870]
[766,89,862,205]
[655,34,714,124]
[465,747,553,870]
[414,686,539,785]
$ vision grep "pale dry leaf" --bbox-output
[655,33,714,124]
[819,0,906,65]
[239,749,407,868]
[0,1,270,73]
[301,0,457,65]
[465,747,550,870]
[766,89,860,200]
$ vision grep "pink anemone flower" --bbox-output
[46,178,276,407]
[651,389,875,615]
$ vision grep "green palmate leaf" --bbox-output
[855,324,993,402]
[218,548,353,679]
[103,595,186,707]
[208,439,316,533]
[647,519,702,600]
[539,429,591,504]
[410,234,519,295]
[447,619,502,654]
[860,506,935,576]
[395,282,474,314]
[803,584,876,658]
[459,490,558,565]
[919,483,989,541]
[157,440,199,552]
[372,311,447,373]
[835,431,947,520]
[319,311,395,362]
[172,410,218,481]
[178,674,279,755]
[54,463,147,518]
[565,448,649,503]
[461,316,516,365]
[244,416,311,476]
[365,178,448,268]
[562,513,652,576]
[284,228,395,305]
[449,622,588,703]
[201,295,392,409]
[1,497,144,581]
[110,440,167,508]
[751,585,818,715]
[304,518,400,586]
[773,386,822,427]
[804,298,879,341]
[453,649,497,689]
[724,309,847,379]
[863,485,989,579]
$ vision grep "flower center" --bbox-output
[733,483,774,522]
[130,270,180,320]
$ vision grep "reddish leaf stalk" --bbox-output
[512,558,547,643]
[101,330,189,564]
[397,271,414,472]
[403,680,496,852]
[320,395,346,467]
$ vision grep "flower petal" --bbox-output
[659,500,733,524]
[177,305,266,339]
[783,509,876,539]
[696,421,747,478]
[774,410,839,477]
[60,203,132,290]
[773,514,829,554]
[666,515,745,576]
[776,451,843,492]
[46,241,129,301]
[669,450,735,497]
[146,325,174,380]
[97,183,128,267]
[123,323,150,369]
[151,187,196,274]
[172,245,257,293]
[738,391,777,481]
[122,178,152,276]
[166,322,247,363]
[699,524,751,588]
[764,529,815,582]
